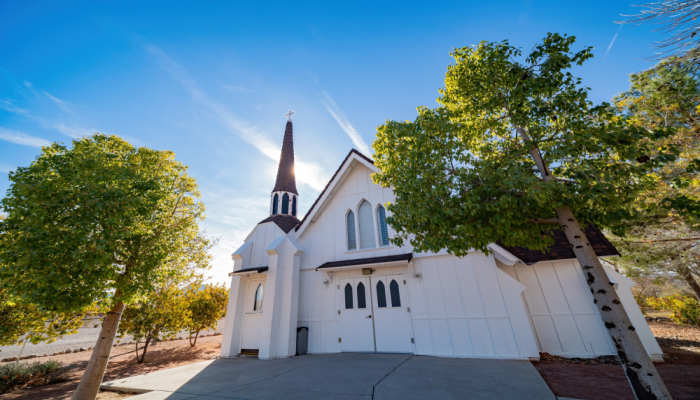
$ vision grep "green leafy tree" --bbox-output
[609,52,700,300]
[184,283,229,347]
[647,295,700,329]
[0,134,209,399]
[117,285,190,363]
[373,34,678,399]
[0,287,86,357]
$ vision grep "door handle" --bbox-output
[366,315,372,318]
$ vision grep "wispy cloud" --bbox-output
[0,128,51,147]
[605,25,623,60]
[0,162,15,173]
[316,86,371,156]
[144,43,328,191]
[42,91,77,115]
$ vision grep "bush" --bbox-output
[647,295,700,329]
[0,360,64,394]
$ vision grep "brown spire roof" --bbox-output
[272,121,298,195]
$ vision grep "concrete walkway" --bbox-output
[102,353,556,400]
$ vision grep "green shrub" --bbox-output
[0,360,64,394]
[647,295,700,329]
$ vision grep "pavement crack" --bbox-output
[371,355,413,400]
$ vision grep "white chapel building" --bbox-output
[220,117,663,362]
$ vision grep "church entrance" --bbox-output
[240,278,266,355]
[338,273,414,354]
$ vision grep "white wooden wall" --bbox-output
[243,222,285,269]
[498,260,615,357]
[408,254,537,359]
[296,163,412,271]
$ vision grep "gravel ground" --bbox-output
[0,319,225,361]
[648,321,700,354]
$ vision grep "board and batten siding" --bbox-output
[241,222,285,270]
[296,163,413,271]
[497,260,616,358]
[408,254,538,359]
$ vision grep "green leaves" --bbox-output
[373,33,677,256]
[0,134,210,314]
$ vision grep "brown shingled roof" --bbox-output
[498,225,620,265]
[295,149,374,232]
[258,214,300,234]
[272,121,298,195]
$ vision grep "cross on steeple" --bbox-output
[286,109,295,121]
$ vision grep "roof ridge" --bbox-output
[295,149,374,232]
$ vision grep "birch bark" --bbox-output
[517,126,672,400]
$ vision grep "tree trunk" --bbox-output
[517,126,672,399]
[683,269,700,301]
[138,338,150,363]
[190,330,200,347]
[71,297,125,400]
[556,206,672,400]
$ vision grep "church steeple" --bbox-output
[270,110,298,218]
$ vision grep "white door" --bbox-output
[371,274,414,353]
[240,279,265,353]
[339,277,375,352]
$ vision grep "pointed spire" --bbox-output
[272,120,298,195]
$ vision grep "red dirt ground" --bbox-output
[1,335,223,400]
[534,321,700,400]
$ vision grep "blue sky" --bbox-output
[0,1,670,284]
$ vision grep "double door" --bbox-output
[338,274,414,353]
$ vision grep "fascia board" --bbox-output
[296,157,358,239]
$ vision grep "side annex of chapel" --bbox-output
[220,116,662,362]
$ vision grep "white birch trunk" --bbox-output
[71,299,124,400]
[518,126,672,400]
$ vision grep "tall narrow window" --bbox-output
[292,196,297,216]
[358,201,376,249]
[347,211,357,250]
[272,194,279,215]
[282,193,289,214]
[377,205,389,246]
[344,283,353,309]
[357,282,366,309]
[253,284,264,311]
[390,280,401,307]
[376,280,387,308]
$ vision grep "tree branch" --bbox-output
[527,218,560,224]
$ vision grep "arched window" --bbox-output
[292,196,297,216]
[358,201,376,249]
[357,282,366,309]
[376,280,387,308]
[344,283,353,309]
[346,211,357,250]
[253,284,264,311]
[282,193,289,214]
[390,280,401,307]
[272,194,279,215]
[377,205,389,246]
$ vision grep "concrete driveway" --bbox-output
[102,353,556,400]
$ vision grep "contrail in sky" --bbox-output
[605,25,623,60]
[315,84,371,156]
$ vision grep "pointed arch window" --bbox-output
[357,282,367,309]
[377,205,389,246]
[376,280,387,308]
[390,280,401,307]
[272,194,279,215]
[346,211,357,250]
[292,196,297,216]
[344,283,353,309]
[358,200,376,249]
[253,284,264,311]
[282,193,289,214]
